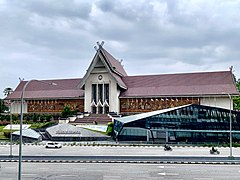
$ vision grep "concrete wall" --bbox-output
[84,72,119,113]
[10,102,27,114]
[200,97,233,110]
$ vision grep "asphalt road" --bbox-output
[1,155,240,163]
[1,144,240,163]
[1,144,240,157]
[1,162,240,180]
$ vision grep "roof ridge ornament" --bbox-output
[119,59,123,66]
[94,41,105,51]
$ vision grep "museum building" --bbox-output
[5,43,239,119]
[5,43,240,142]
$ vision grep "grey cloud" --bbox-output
[96,0,163,24]
[96,0,114,12]
[11,0,92,19]
[1,0,240,98]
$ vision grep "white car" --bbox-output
[45,142,62,148]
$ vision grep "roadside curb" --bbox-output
[1,142,235,148]
[1,159,240,164]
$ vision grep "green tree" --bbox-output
[236,78,240,90]
[3,87,13,96]
[61,106,74,118]
[0,99,8,113]
[106,122,114,136]
[233,78,240,111]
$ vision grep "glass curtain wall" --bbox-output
[115,104,240,143]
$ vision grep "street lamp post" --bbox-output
[18,79,32,180]
[18,79,57,180]
[10,102,13,157]
[228,94,233,158]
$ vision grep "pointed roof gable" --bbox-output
[101,48,127,76]
[79,46,127,89]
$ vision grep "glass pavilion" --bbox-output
[114,104,240,143]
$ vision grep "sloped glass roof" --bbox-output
[114,104,191,124]
[114,104,240,138]
[13,129,41,139]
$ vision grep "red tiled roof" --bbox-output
[6,78,84,100]
[120,71,239,97]
[6,71,238,100]
[102,48,127,76]
[111,73,127,89]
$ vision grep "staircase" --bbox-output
[72,114,112,125]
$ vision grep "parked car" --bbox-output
[45,142,62,149]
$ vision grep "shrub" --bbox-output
[3,131,11,138]
[61,106,74,118]
[106,122,114,136]
[0,120,9,126]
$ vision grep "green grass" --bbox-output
[0,126,8,140]
[0,126,5,131]
[0,122,56,141]
[81,127,108,135]
[0,126,5,138]
[30,123,46,129]
[30,121,56,129]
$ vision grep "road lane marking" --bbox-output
[158,172,166,176]
[158,172,179,176]
[194,178,213,180]
[158,166,165,168]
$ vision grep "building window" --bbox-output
[98,84,103,103]
[92,84,97,102]
[92,83,109,114]
[104,84,109,103]
[92,106,97,114]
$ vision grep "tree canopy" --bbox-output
[236,79,240,90]
[61,106,75,118]
[3,87,13,96]
[0,99,8,113]
[233,78,240,111]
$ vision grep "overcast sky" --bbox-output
[1,0,240,98]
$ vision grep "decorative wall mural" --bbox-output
[120,97,199,114]
[27,99,84,113]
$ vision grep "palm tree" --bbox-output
[3,87,13,96]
